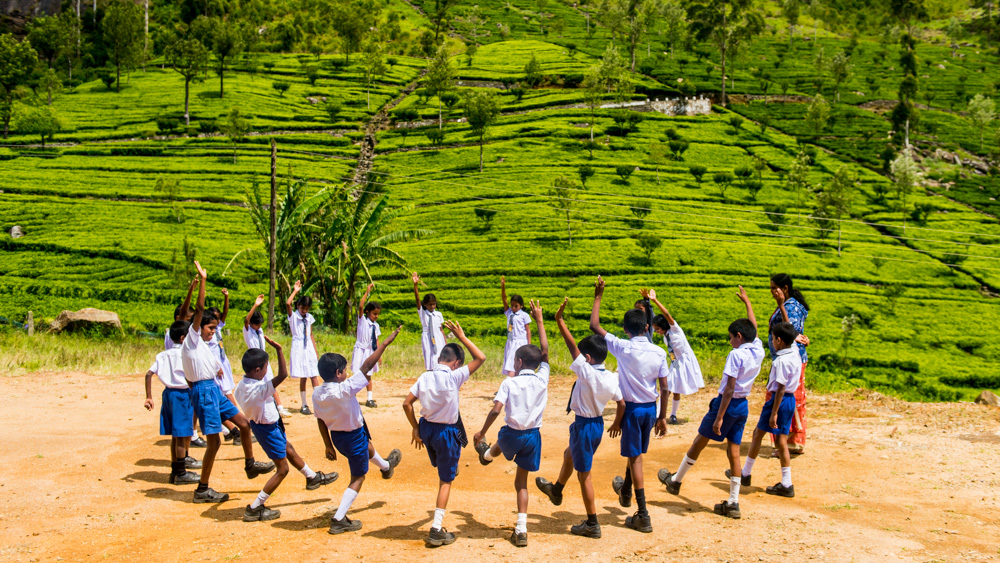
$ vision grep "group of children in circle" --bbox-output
[143,263,809,548]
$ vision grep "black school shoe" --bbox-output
[300,405,313,415]
[193,487,229,504]
[365,399,378,408]
[245,460,277,479]
[657,469,681,495]
[509,531,528,547]
[475,441,493,466]
[535,477,563,506]
[169,471,201,485]
[714,500,741,519]
[243,504,281,522]
[184,456,202,469]
[381,449,402,479]
[328,516,363,535]
[570,520,602,539]
[425,527,456,548]
[190,437,207,448]
[612,476,632,507]
[232,432,257,446]
[766,482,795,498]
[625,511,652,533]
[725,469,752,488]
[669,415,678,425]
[306,471,339,490]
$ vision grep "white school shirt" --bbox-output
[150,344,188,389]
[182,323,222,382]
[289,312,316,344]
[569,355,623,419]
[505,309,531,341]
[494,362,550,430]
[234,377,280,424]
[419,308,445,343]
[719,337,766,399]
[767,345,802,394]
[354,315,381,351]
[208,322,235,393]
[409,364,471,424]
[604,334,670,404]
[163,329,174,351]
[313,374,368,432]
[243,326,274,378]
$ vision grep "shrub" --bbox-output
[689,165,707,186]
[272,81,291,96]
[425,128,445,146]
[198,119,218,134]
[616,165,634,182]
[156,117,180,134]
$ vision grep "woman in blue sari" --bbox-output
[769,273,809,455]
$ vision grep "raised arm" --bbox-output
[191,261,207,329]
[245,294,265,329]
[358,324,401,376]
[263,334,288,388]
[648,289,676,326]
[500,275,509,312]
[286,280,301,317]
[443,320,486,375]
[219,288,230,323]
[529,299,548,363]
[412,272,422,311]
[555,297,580,358]
[737,285,757,330]
[178,277,197,321]
[589,276,608,337]
[772,287,790,323]
[358,282,374,319]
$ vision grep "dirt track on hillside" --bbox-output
[1,374,998,562]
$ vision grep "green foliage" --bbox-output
[615,164,634,183]
[271,81,291,96]
[13,105,62,147]
[634,233,662,264]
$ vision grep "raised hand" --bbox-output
[220,288,229,297]
[648,288,657,301]
[500,275,506,286]
[366,282,375,293]
[254,294,266,307]
[639,288,650,299]
[194,260,207,279]
[555,297,568,321]
[737,285,750,304]
[594,275,605,297]
[293,280,302,292]
[443,320,465,339]
[528,299,543,321]
[411,271,419,284]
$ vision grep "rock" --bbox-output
[49,308,123,334]
[937,64,946,70]
[9,225,24,238]
[306,97,320,105]
[974,390,998,407]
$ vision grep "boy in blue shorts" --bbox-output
[402,320,486,548]
[474,300,549,548]
[183,261,275,504]
[144,320,201,485]
[314,326,403,535]
[731,321,802,498]
[589,277,669,534]
[657,286,764,519]
[536,297,625,539]
[235,333,340,522]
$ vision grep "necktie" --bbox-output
[255,329,263,350]
[371,322,378,350]
[301,315,308,349]
[566,381,577,414]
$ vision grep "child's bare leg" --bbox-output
[200,434,221,484]
[171,437,185,462]
[685,434,711,460]
[261,457,288,495]
[223,419,236,433]
[436,480,452,510]
[776,434,791,468]
[628,455,644,491]
[285,442,306,471]
[556,447,574,485]
[229,414,255,460]
[348,474,365,493]
[299,379,307,392]
[747,428,767,461]
[489,442,502,459]
[515,468,529,513]
[578,470,596,515]
[726,441,741,478]
[311,376,321,388]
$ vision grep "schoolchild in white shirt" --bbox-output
[286,280,321,414]
[500,275,532,376]
[648,289,705,425]
[315,326,403,535]
[243,294,291,418]
[474,300,549,548]
[535,297,625,539]
[206,291,242,444]
[165,277,197,351]
[412,272,447,371]
[658,287,764,520]
[234,334,339,522]
[402,320,486,548]
[351,282,382,408]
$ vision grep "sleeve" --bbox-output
[536,362,550,384]
[149,355,162,374]
[604,333,624,357]
[408,377,421,399]
[611,383,624,402]
[519,312,531,326]
[786,301,807,333]
[242,328,254,349]
[668,323,689,357]
[657,350,670,380]
[218,321,226,330]
[287,315,298,337]
[753,337,765,355]
[375,323,382,337]
[723,350,742,379]
[504,308,513,321]
[494,380,510,405]
[307,314,316,327]
[346,373,369,395]
[569,354,589,378]
[453,365,471,386]
[264,378,276,399]
[418,308,427,325]
[184,324,200,352]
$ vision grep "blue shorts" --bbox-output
[249,419,288,461]
[190,379,240,435]
[698,396,749,444]
[419,419,463,483]
[621,401,656,458]
[159,387,194,438]
[756,394,796,436]
[497,426,541,472]
[330,426,370,477]
[569,415,604,472]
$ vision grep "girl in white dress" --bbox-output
[412,272,446,370]
[649,289,704,424]
[351,282,381,408]
[500,275,531,376]
[286,280,321,415]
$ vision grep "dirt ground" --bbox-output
[1,373,998,562]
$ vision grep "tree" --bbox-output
[687,0,764,105]
[891,148,921,228]
[14,104,62,146]
[785,149,813,222]
[635,233,662,263]
[26,16,66,69]
[462,89,502,172]
[166,38,209,126]
[668,139,689,160]
[213,19,243,99]
[689,164,707,186]
[0,34,37,139]
[629,201,652,229]
[815,165,856,256]
[325,99,343,124]
[361,37,387,109]
[102,0,144,93]
[474,208,497,232]
[582,70,603,141]
[456,5,488,45]
[828,51,851,103]
[616,165,635,183]
[58,11,81,80]
[331,0,376,65]
[424,45,455,130]
[272,81,291,96]
[713,171,733,200]
[880,283,906,315]
[649,142,668,182]
[661,0,687,59]
[550,175,579,245]
[946,17,964,58]
[39,69,62,106]
[578,164,595,187]
[429,0,461,43]
[805,94,830,132]
[221,107,250,163]
[968,93,996,151]
[524,55,543,87]
[781,0,800,45]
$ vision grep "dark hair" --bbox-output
[248,310,264,326]
[514,344,542,370]
[633,300,646,311]
[578,334,608,363]
[169,320,191,344]
[652,314,670,332]
[421,293,437,308]
[438,343,465,365]
[770,273,809,310]
[173,305,184,320]
[207,306,221,317]
[241,348,269,374]
[771,321,798,347]
[728,318,757,343]
[295,295,313,309]
[364,301,381,315]
[510,294,524,306]
[200,310,219,328]
[623,308,648,337]
[318,353,348,382]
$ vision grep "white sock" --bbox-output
[300,464,317,479]
[250,490,270,509]
[334,488,359,521]
[670,399,680,417]
[220,426,230,437]
[300,391,307,406]
[781,466,792,487]
[742,457,756,477]
[515,512,527,534]
[367,391,373,401]
[371,450,389,471]
[673,455,696,483]
[483,447,494,462]
[432,508,445,530]
[729,477,741,504]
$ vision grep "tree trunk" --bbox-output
[116,63,121,92]
[721,5,728,105]
[479,135,484,172]
[145,0,149,54]
[590,110,594,141]
[184,77,191,125]
[438,99,442,129]
[48,89,52,105]
[267,139,277,331]
[367,84,371,109]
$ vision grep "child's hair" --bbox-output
[633,299,646,311]
[652,314,670,332]
[317,352,348,382]
[622,308,648,337]
[771,322,798,347]
[771,273,809,310]
[363,301,381,315]
[173,305,184,319]
[421,293,437,308]
[248,310,264,326]
[207,306,221,317]
[169,320,191,344]
[200,310,219,327]
[241,348,269,374]
[514,344,542,370]
[578,334,608,363]
[728,318,757,343]
[438,343,465,365]
[510,294,524,307]
[295,295,313,309]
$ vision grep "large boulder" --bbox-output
[974,390,999,407]
[49,308,123,334]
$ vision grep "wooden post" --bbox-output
[267,139,277,331]
[26,311,34,336]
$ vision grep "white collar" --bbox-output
[630,336,650,343]
[515,369,536,377]
[775,346,796,356]
[590,363,607,371]
[433,363,454,373]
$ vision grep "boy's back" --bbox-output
[313,374,368,431]
[720,337,766,398]
[569,355,621,417]
[152,346,187,389]
[411,365,471,424]
[235,377,279,425]
[604,334,668,403]
[495,363,550,430]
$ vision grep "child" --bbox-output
[287,280,321,415]
[144,319,200,485]
[402,320,486,548]
[183,260,275,504]
[166,277,197,350]
[535,297,625,539]
[314,326,403,535]
[412,272,447,371]
[474,300,549,548]
[730,321,802,498]
[633,295,654,341]
[590,276,669,534]
[235,332,340,522]
[657,287,764,520]
[351,282,381,408]
[648,289,704,425]
[244,294,291,418]
[500,275,531,376]
[206,290,242,444]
